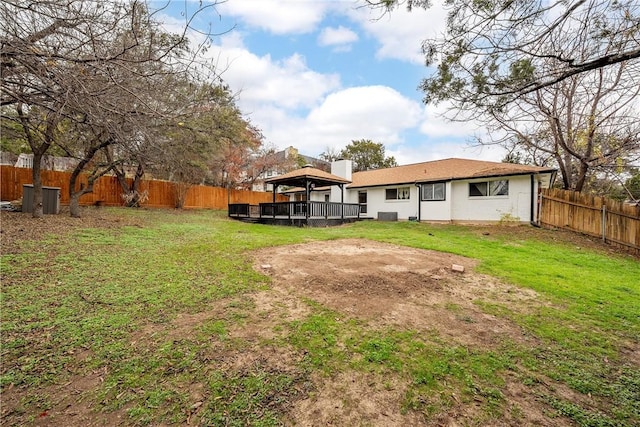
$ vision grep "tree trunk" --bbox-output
[174,181,191,209]
[114,162,145,207]
[113,165,132,206]
[130,163,145,206]
[68,161,94,218]
[67,138,115,217]
[69,168,106,218]
[69,192,82,218]
[69,170,85,218]
[69,178,97,218]
[574,162,590,193]
[31,151,45,218]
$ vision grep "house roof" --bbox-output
[348,158,556,188]
[273,146,330,169]
[264,165,351,188]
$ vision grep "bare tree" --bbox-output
[485,59,640,192]
[1,0,222,217]
[319,146,342,163]
[367,1,640,109]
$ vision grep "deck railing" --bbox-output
[229,201,361,220]
[228,203,251,217]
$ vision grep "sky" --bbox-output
[155,0,508,165]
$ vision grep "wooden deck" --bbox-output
[228,201,362,227]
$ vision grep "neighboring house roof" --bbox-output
[348,158,556,188]
[272,146,329,169]
[265,165,351,188]
[13,153,80,171]
[300,155,330,169]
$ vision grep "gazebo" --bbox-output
[228,165,362,226]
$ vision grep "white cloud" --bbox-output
[210,34,341,112]
[268,86,424,156]
[308,86,420,136]
[388,142,506,166]
[347,0,448,64]
[317,25,358,51]
[407,102,507,162]
[419,101,484,139]
[217,0,330,34]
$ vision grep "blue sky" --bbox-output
[156,0,507,165]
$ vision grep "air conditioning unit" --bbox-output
[377,211,398,221]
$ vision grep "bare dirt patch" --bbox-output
[0,365,129,427]
[254,239,541,349]
[286,371,425,427]
[252,239,561,426]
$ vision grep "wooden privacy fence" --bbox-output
[0,166,287,210]
[539,188,640,254]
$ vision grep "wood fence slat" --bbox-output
[540,188,640,255]
[0,165,287,210]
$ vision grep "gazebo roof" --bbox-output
[265,165,351,188]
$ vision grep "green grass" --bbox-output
[283,304,519,420]
[1,209,638,426]
[201,365,302,427]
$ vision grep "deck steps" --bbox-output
[238,217,262,224]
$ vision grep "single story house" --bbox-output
[288,158,556,223]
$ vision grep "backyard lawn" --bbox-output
[1,208,638,426]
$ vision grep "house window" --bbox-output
[385,187,410,200]
[422,182,445,201]
[469,180,509,197]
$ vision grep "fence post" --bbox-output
[601,205,606,243]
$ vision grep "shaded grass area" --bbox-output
[1,209,639,426]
